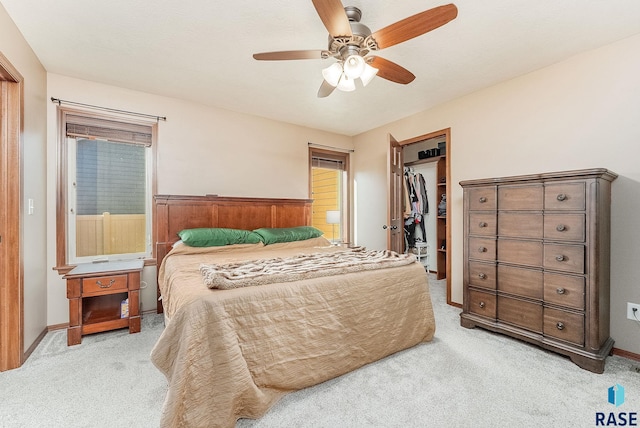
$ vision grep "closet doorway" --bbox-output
[0,52,24,371]
[393,128,452,305]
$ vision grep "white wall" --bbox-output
[353,33,640,355]
[45,74,353,325]
[0,5,48,352]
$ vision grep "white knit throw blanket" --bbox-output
[200,247,417,289]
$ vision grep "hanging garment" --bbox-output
[418,173,429,214]
[403,169,429,247]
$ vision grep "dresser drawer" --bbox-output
[469,237,496,261]
[544,244,585,274]
[82,274,128,296]
[498,295,542,333]
[469,212,497,236]
[544,214,585,242]
[469,261,496,289]
[498,184,543,210]
[543,307,584,346]
[497,265,543,300]
[498,212,543,239]
[543,273,585,310]
[468,186,497,211]
[544,182,586,211]
[468,289,496,319]
[497,239,543,267]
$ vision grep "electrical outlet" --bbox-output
[627,302,640,320]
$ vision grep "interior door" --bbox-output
[387,134,404,252]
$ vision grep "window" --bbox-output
[56,109,156,269]
[309,148,349,244]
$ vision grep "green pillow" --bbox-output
[253,226,323,245]
[177,228,262,247]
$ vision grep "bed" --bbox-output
[150,195,436,427]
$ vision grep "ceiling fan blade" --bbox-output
[368,56,415,84]
[317,80,336,98]
[311,0,352,38]
[253,50,327,61]
[371,4,458,50]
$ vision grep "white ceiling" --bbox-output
[2,0,640,136]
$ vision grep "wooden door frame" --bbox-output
[396,128,454,306]
[0,52,24,371]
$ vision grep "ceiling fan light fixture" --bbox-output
[337,75,356,92]
[360,63,378,87]
[322,62,343,87]
[254,3,459,98]
[343,54,365,79]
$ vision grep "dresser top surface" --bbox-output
[459,168,617,187]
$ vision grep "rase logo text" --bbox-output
[596,384,638,427]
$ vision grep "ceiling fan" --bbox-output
[253,1,458,98]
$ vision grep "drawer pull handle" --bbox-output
[555,254,565,262]
[556,322,565,330]
[478,246,487,253]
[479,222,488,228]
[479,301,486,308]
[96,279,115,288]
[479,197,487,203]
[478,273,487,279]
[556,224,566,232]
[556,193,567,201]
[556,287,566,295]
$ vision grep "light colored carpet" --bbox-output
[1,275,638,427]
[0,314,166,428]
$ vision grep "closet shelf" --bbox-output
[404,155,445,166]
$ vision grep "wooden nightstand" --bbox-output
[64,260,144,346]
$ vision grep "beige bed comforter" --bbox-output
[150,237,436,428]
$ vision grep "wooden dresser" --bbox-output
[459,168,617,373]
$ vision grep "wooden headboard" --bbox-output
[154,194,313,312]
